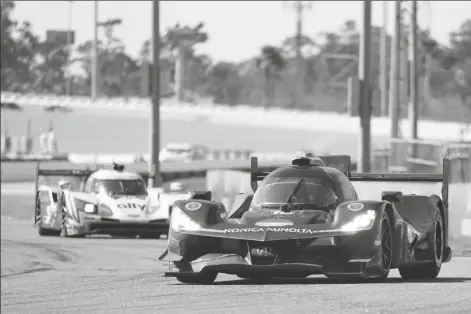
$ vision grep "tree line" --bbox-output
[1,1,470,121]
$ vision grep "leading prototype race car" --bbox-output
[160,155,452,284]
[34,162,191,238]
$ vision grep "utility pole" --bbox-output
[380,1,389,116]
[389,1,402,140]
[91,1,99,100]
[408,0,419,140]
[149,0,162,188]
[358,0,372,173]
[66,1,73,96]
[285,1,312,108]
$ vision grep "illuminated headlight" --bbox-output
[75,199,97,214]
[170,206,201,232]
[341,210,376,232]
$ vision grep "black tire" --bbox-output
[237,274,273,280]
[37,221,57,236]
[36,195,60,236]
[175,272,217,285]
[139,233,161,239]
[378,212,393,279]
[399,215,444,280]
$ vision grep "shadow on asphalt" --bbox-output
[204,276,471,285]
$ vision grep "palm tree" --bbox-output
[256,45,286,108]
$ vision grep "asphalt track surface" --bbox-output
[2,183,471,314]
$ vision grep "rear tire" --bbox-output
[399,216,443,280]
[175,272,217,285]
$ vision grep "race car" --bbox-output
[160,154,452,284]
[34,162,190,238]
[159,143,208,162]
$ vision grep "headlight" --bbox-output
[341,210,376,232]
[170,206,201,232]
[74,199,97,214]
[98,204,113,217]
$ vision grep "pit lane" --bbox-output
[1,183,471,314]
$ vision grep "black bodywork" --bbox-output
[160,155,452,283]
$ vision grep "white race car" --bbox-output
[34,163,191,238]
[159,143,208,162]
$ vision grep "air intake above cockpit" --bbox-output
[291,156,325,167]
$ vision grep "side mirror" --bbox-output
[84,203,95,213]
[191,190,212,201]
[382,191,403,203]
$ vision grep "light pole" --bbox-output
[149,0,162,188]
[66,1,73,95]
[91,0,99,100]
[358,0,372,173]
[380,1,389,117]
[284,1,312,108]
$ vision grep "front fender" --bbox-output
[172,199,226,227]
[333,201,391,261]
[167,199,227,262]
[333,200,387,226]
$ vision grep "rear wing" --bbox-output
[250,156,450,209]
[35,161,152,192]
[35,162,95,193]
[349,157,451,210]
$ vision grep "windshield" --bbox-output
[97,179,147,196]
[251,177,338,209]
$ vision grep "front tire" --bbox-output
[36,196,60,236]
[378,212,393,279]
[175,272,217,285]
[139,233,161,239]
[399,216,444,280]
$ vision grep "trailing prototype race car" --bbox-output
[34,162,191,238]
[160,155,452,284]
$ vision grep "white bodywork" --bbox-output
[36,169,192,234]
[159,143,194,162]
[146,182,193,220]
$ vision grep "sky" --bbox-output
[11,1,471,63]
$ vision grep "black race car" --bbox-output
[160,155,452,284]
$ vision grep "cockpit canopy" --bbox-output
[251,175,338,210]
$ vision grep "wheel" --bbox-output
[139,233,161,239]
[37,220,57,236]
[175,272,217,284]
[36,196,60,236]
[378,212,393,279]
[399,215,444,280]
[237,274,273,280]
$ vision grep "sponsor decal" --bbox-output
[117,203,145,210]
[185,202,202,211]
[223,227,321,234]
[347,202,364,212]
